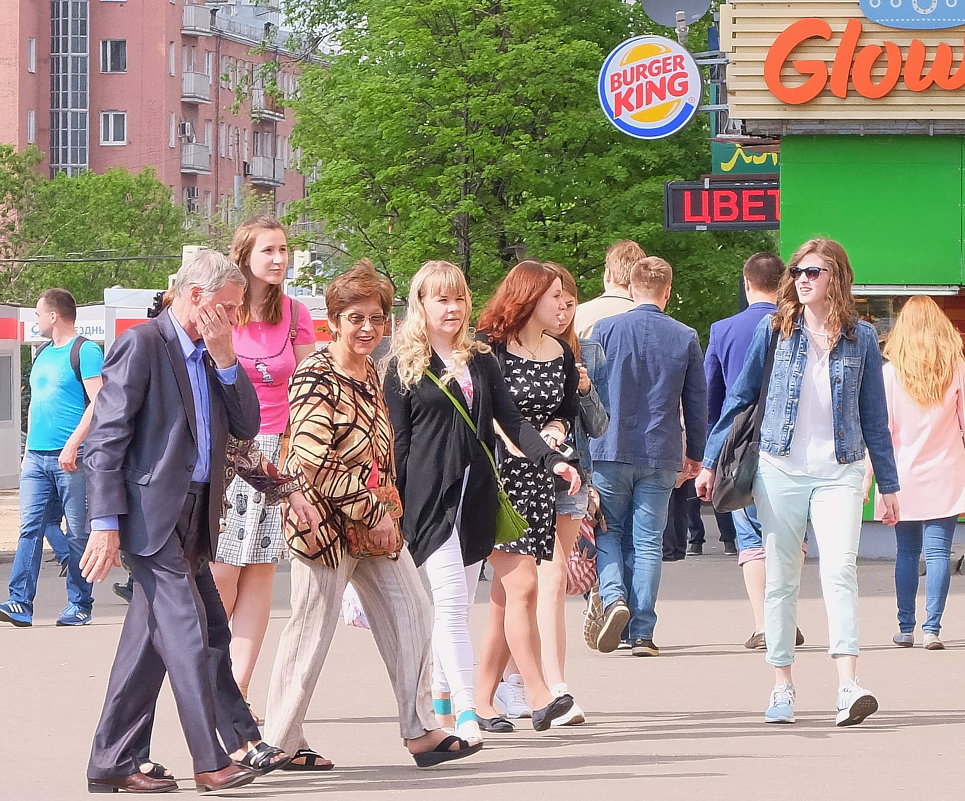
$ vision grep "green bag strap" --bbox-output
[424,369,502,483]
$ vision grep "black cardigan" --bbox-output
[383,350,566,568]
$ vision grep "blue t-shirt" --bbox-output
[27,337,104,450]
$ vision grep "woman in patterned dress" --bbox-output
[262,259,482,769]
[473,260,583,732]
[209,216,316,725]
[383,260,580,744]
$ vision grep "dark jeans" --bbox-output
[663,482,692,560]
[688,508,737,545]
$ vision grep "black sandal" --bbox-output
[477,715,515,733]
[411,735,483,768]
[140,762,174,780]
[238,742,292,776]
[280,748,335,772]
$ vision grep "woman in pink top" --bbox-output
[211,216,316,724]
[874,296,965,650]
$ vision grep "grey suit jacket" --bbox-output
[85,309,260,558]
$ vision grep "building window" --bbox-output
[168,43,175,77]
[169,113,176,148]
[205,52,213,83]
[100,111,126,145]
[27,110,36,144]
[100,40,127,73]
[27,38,36,73]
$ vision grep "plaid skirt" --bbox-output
[216,433,286,565]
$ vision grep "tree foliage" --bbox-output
[283,0,773,336]
[0,150,184,304]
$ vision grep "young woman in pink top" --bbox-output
[210,216,316,725]
[874,296,965,650]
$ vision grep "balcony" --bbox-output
[182,5,213,36]
[246,156,285,187]
[181,71,211,104]
[181,142,211,175]
[252,89,285,122]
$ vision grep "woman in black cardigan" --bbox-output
[383,260,580,744]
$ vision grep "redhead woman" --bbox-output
[383,260,578,744]
[868,296,965,650]
[697,238,900,727]
[263,259,482,769]
[210,216,316,726]
[474,260,583,733]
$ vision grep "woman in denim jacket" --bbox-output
[696,238,900,728]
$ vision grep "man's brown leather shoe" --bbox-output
[194,764,255,793]
[87,772,178,793]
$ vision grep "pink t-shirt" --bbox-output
[875,359,965,520]
[233,296,315,434]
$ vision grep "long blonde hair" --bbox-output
[390,260,489,390]
[773,238,857,346]
[883,295,964,407]
[231,215,288,327]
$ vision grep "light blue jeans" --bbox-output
[754,459,865,667]
[894,517,957,635]
[9,449,93,614]
[593,461,677,640]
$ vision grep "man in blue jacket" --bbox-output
[590,256,707,656]
[701,252,784,649]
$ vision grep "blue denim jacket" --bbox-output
[703,315,900,494]
[568,339,609,474]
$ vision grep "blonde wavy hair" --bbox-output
[390,260,490,390]
[773,238,857,346]
[883,295,964,407]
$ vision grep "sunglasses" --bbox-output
[789,266,829,280]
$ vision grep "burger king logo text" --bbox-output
[598,35,702,140]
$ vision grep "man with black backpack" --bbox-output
[0,288,104,627]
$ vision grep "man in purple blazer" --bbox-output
[700,252,784,649]
[81,250,261,794]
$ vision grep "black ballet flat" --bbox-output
[477,715,515,733]
[411,735,483,768]
[532,694,574,732]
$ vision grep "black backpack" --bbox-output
[34,336,91,407]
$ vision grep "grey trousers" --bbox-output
[264,547,437,752]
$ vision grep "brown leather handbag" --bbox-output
[343,469,404,559]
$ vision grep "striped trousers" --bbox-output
[264,547,437,751]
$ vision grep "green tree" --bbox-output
[283,0,773,335]
[0,163,185,304]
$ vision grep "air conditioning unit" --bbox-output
[178,121,194,140]
[242,161,252,176]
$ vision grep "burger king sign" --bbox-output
[599,35,702,139]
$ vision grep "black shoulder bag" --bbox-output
[712,329,780,514]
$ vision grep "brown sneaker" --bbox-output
[744,631,765,649]
[583,586,603,651]
[596,599,631,653]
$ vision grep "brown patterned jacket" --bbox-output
[284,347,395,568]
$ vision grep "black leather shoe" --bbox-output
[87,772,178,793]
[532,694,574,731]
[477,714,515,733]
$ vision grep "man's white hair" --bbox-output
[172,249,246,297]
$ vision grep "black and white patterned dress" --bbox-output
[495,352,566,561]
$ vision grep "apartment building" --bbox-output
[0,0,305,217]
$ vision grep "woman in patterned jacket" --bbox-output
[262,259,482,769]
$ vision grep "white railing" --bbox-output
[248,156,285,186]
[181,70,211,103]
[182,5,213,36]
[181,142,211,174]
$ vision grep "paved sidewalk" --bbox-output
[1,543,963,800]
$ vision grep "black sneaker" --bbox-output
[723,542,738,556]
[631,638,660,657]
[686,543,703,555]
[596,599,631,653]
[112,581,133,604]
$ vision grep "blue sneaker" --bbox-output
[764,683,796,724]
[56,605,92,626]
[0,600,33,627]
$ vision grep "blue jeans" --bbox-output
[593,461,677,640]
[894,517,957,635]
[43,494,71,564]
[733,504,763,552]
[10,450,93,613]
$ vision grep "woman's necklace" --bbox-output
[517,333,544,360]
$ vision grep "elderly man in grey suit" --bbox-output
[81,250,261,794]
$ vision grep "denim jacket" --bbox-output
[568,339,609,474]
[703,314,900,494]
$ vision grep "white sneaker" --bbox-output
[923,633,945,650]
[494,674,532,719]
[835,680,878,726]
[551,701,586,726]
